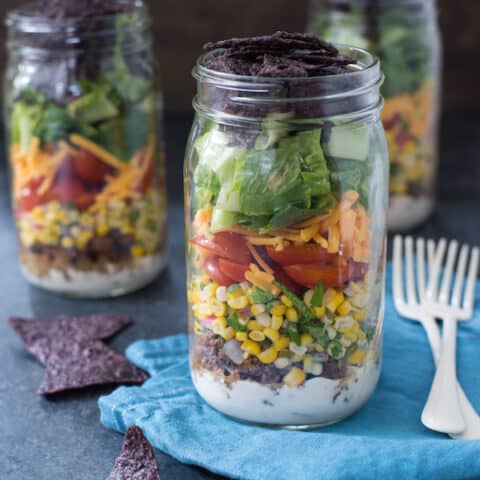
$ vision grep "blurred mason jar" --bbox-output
[308,0,442,231]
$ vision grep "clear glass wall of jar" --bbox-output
[184,46,388,428]
[309,0,442,231]
[4,1,167,297]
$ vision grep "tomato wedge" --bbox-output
[73,150,112,186]
[266,244,335,266]
[218,258,249,283]
[43,176,88,205]
[205,256,234,286]
[18,178,44,212]
[272,266,302,295]
[283,264,358,289]
[191,232,251,265]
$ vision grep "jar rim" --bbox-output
[5,0,147,36]
[194,44,380,87]
[192,44,384,126]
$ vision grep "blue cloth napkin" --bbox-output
[99,266,480,480]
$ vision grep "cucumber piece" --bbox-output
[324,124,370,162]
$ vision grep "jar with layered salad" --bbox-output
[309,0,442,230]
[184,32,388,428]
[4,0,167,298]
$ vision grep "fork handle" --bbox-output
[421,314,466,434]
[420,314,480,439]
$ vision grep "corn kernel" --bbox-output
[251,304,265,316]
[216,286,228,303]
[303,289,314,307]
[241,340,261,355]
[352,308,366,321]
[263,328,280,343]
[247,320,262,331]
[256,313,271,327]
[222,327,236,341]
[280,295,293,308]
[327,291,345,313]
[249,330,266,342]
[271,304,287,316]
[283,367,306,387]
[235,332,248,342]
[211,300,227,317]
[61,237,74,249]
[337,300,351,316]
[348,348,367,365]
[274,336,290,350]
[257,347,278,364]
[197,303,213,318]
[314,306,326,318]
[303,355,313,370]
[131,245,146,258]
[274,357,291,369]
[97,224,110,236]
[286,308,299,323]
[300,333,314,346]
[271,315,283,330]
[227,288,243,300]
[228,296,248,310]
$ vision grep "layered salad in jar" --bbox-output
[186,32,387,427]
[6,0,167,297]
[309,0,441,230]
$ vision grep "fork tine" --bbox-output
[393,235,405,308]
[463,247,480,316]
[451,245,469,308]
[426,238,447,300]
[405,236,417,305]
[416,238,427,298]
[427,239,436,272]
[439,240,458,304]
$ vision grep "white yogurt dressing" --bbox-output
[21,253,165,298]
[388,195,434,231]
[192,360,380,427]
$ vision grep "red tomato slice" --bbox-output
[73,192,96,211]
[136,151,155,193]
[191,232,251,265]
[205,256,234,286]
[18,178,44,212]
[218,258,249,283]
[43,176,88,205]
[283,263,369,289]
[283,264,349,289]
[266,244,335,266]
[272,267,302,295]
[73,150,112,186]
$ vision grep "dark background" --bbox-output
[0,0,478,114]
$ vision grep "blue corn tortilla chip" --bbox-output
[8,314,147,395]
[108,426,160,480]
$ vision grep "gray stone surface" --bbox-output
[0,113,478,479]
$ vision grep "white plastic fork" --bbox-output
[421,238,479,434]
[393,236,480,439]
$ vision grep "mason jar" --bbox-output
[184,45,388,427]
[309,0,442,231]
[4,0,167,298]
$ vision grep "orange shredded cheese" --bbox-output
[300,224,319,242]
[245,264,279,295]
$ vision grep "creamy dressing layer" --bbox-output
[388,195,433,231]
[192,360,380,427]
[21,253,165,298]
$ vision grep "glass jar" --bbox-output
[184,45,388,427]
[309,0,442,230]
[4,1,167,298]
